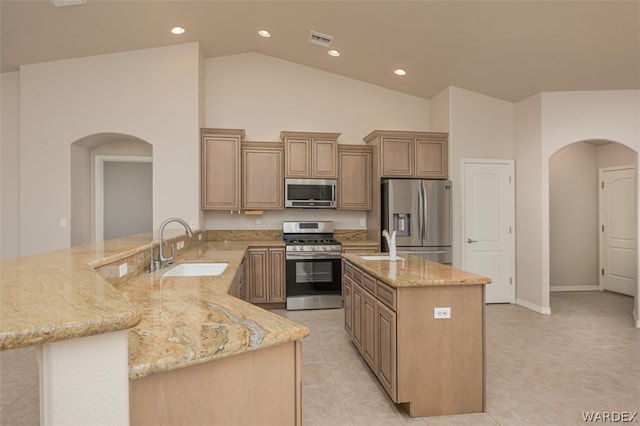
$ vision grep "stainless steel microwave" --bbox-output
[285,178,337,209]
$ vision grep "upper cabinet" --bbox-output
[242,142,284,210]
[338,145,373,211]
[281,131,340,179]
[201,128,245,210]
[364,131,448,179]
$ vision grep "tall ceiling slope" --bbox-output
[2,0,638,101]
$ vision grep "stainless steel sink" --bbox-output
[359,255,404,261]
[162,262,228,277]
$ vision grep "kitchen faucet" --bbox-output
[150,217,193,272]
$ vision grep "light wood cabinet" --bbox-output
[131,341,303,426]
[364,130,448,179]
[281,131,340,179]
[201,128,245,210]
[343,275,353,336]
[228,258,246,299]
[375,301,396,398]
[338,145,373,210]
[246,247,285,304]
[242,142,284,210]
[343,259,484,418]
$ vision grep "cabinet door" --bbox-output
[343,275,353,336]
[415,137,448,178]
[285,138,311,178]
[242,144,284,210]
[352,284,364,354]
[381,137,413,177]
[338,147,372,210]
[201,131,243,210]
[376,302,397,400]
[269,248,286,303]
[247,249,269,303]
[312,139,337,178]
[362,290,378,371]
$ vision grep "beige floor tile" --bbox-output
[1,291,638,426]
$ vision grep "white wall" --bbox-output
[203,53,430,230]
[18,43,202,255]
[1,71,20,259]
[448,87,515,267]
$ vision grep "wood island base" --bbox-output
[130,341,302,426]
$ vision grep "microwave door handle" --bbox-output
[332,184,336,202]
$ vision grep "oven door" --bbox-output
[285,256,342,297]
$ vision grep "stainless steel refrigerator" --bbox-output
[381,179,452,264]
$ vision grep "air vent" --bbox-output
[308,31,334,48]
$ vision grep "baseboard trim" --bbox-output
[515,298,551,315]
[550,285,601,292]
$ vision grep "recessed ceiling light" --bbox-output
[394,68,407,76]
[171,27,185,35]
[258,29,271,38]
[328,49,340,57]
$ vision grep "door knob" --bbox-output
[467,238,478,243]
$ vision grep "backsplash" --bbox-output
[204,210,366,230]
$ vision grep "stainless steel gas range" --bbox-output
[283,221,342,310]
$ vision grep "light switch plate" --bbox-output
[177,241,184,250]
[118,263,128,277]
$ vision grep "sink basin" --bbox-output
[359,255,404,261]
[163,262,228,277]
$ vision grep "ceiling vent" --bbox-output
[308,31,334,48]
[50,0,86,6]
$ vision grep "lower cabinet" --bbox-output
[246,247,285,304]
[342,259,484,418]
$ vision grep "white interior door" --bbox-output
[600,166,636,296]
[462,160,515,303]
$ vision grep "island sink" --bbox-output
[163,262,228,277]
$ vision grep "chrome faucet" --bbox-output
[150,217,193,272]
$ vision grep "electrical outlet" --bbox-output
[360,218,366,228]
[434,307,451,319]
[177,241,184,250]
[255,218,262,225]
[118,263,128,278]
[198,233,202,241]
[189,219,196,228]
[59,218,68,229]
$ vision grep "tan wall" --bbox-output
[203,53,430,231]
[18,43,202,255]
[1,71,20,260]
[549,143,599,289]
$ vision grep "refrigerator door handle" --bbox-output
[417,184,423,242]
[421,184,428,242]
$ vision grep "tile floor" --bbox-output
[1,291,639,425]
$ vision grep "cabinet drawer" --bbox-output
[352,267,363,286]
[362,273,376,295]
[343,261,353,279]
[376,281,396,311]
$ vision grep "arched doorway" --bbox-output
[70,133,153,245]
[549,139,637,309]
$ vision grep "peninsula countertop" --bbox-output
[342,252,491,288]
[0,234,309,380]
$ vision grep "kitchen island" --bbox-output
[341,252,491,418]
[0,233,309,425]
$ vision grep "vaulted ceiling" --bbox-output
[2,0,638,102]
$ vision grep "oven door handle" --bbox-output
[286,253,342,260]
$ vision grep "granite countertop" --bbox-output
[123,240,309,379]
[342,252,491,288]
[0,235,309,380]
